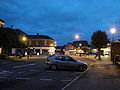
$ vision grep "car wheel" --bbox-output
[50,64,57,70]
[78,65,84,72]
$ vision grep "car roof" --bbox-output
[49,55,69,58]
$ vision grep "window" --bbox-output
[65,56,76,62]
[55,56,65,61]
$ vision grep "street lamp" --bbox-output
[22,36,27,42]
[75,34,80,40]
[110,27,116,41]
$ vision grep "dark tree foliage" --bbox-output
[0,27,26,54]
[91,30,109,60]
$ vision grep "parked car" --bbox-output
[46,55,88,71]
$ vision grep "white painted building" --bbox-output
[27,34,56,55]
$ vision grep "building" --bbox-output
[64,42,75,51]
[27,33,56,55]
[73,40,89,47]
[64,43,75,55]
[111,41,120,61]
[0,18,4,27]
[55,46,64,55]
[64,40,89,55]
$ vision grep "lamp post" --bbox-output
[110,27,116,41]
[21,36,30,59]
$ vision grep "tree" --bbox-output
[91,30,109,60]
[0,27,26,55]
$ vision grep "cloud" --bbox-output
[1,0,120,45]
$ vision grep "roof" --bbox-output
[64,42,75,47]
[73,40,88,46]
[14,29,28,36]
[28,35,54,40]
[0,18,4,23]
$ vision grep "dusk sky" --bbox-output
[0,0,120,45]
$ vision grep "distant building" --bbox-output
[110,41,120,62]
[64,40,89,55]
[27,34,56,55]
[0,18,4,27]
[64,42,75,55]
[55,46,64,55]
[73,40,89,47]
[64,42,75,51]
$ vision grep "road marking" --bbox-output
[40,79,53,81]
[13,63,35,68]
[16,77,29,80]
[46,71,54,72]
[61,80,71,82]
[30,69,38,72]
[61,62,94,90]
[17,71,26,74]
[0,70,14,75]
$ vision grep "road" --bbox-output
[0,57,93,90]
[64,57,120,90]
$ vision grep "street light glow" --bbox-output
[110,27,116,34]
[75,34,80,39]
[110,27,116,41]
[22,36,27,41]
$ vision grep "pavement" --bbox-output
[63,56,120,90]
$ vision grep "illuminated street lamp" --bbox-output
[110,27,116,41]
[75,34,80,40]
[22,36,27,42]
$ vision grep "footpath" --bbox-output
[64,56,120,90]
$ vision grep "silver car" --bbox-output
[46,55,88,71]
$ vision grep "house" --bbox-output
[64,40,89,55]
[55,46,64,55]
[73,40,89,47]
[0,18,4,27]
[64,42,75,55]
[27,33,56,55]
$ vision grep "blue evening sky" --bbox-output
[0,0,120,45]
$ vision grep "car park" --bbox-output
[46,55,88,71]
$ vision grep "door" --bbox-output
[55,56,68,69]
[65,56,77,69]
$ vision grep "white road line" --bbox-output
[0,70,14,75]
[40,79,53,81]
[30,69,38,72]
[46,71,54,72]
[61,62,94,90]
[16,77,29,80]
[13,63,35,68]
[17,71,26,74]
